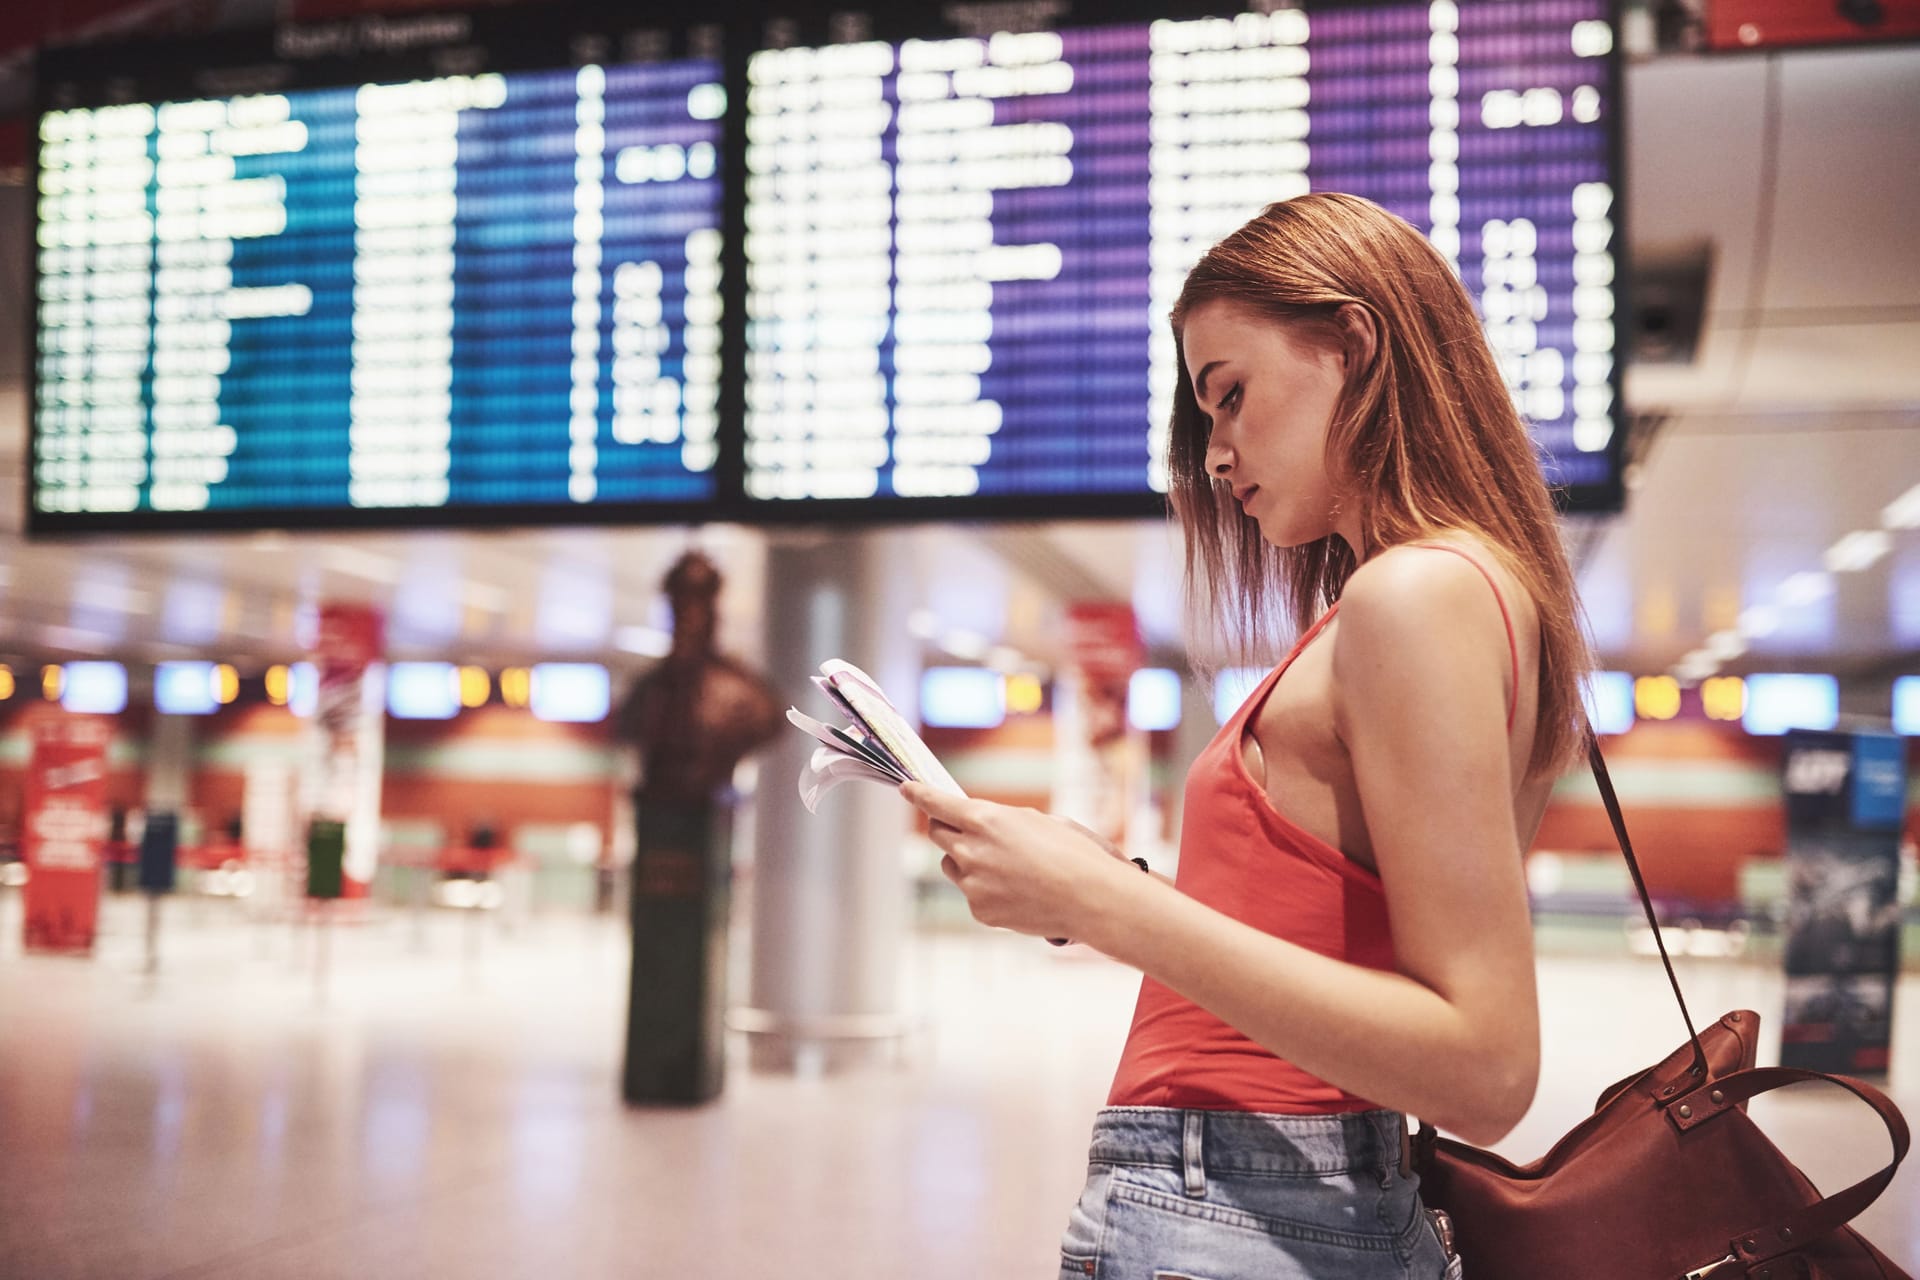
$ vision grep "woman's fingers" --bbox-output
[900,781,973,829]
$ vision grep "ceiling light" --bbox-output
[1775,571,1833,607]
[1822,529,1892,574]
[1881,483,1920,530]
[1705,630,1747,662]
[1736,605,1779,639]
[1672,649,1719,683]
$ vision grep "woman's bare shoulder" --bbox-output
[1344,534,1537,632]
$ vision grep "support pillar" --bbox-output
[742,533,916,1072]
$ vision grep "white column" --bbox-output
[745,533,916,1071]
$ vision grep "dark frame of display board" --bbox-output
[26,0,1625,535]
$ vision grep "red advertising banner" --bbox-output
[1706,0,1920,50]
[309,602,386,897]
[1065,601,1145,682]
[22,714,112,953]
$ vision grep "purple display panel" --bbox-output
[741,0,1621,512]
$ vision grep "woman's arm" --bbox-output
[907,549,1541,1145]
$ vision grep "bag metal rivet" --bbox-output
[1745,1236,1759,1250]
[1662,1086,1675,1096]
[1780,1228,1792,1241]
[1730,1012,1743,1022]
[1677,1104,1692,1118]
[1710,1090,1725,1105]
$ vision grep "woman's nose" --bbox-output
[1204,440,1233,479]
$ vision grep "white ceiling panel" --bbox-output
[1764,48,1920,314]
[1623,57,1769,316]
[1739,322,1920,407]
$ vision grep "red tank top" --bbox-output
[1107,544,1519,1113]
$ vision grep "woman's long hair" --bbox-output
[1166,192,1592,777]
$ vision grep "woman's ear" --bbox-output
[1334,302,1379,375]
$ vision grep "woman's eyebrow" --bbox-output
[1194,360,1226,401]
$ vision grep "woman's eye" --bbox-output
[1217,385,1242,413]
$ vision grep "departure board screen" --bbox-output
[32,13,725,530]
[742,0,1622,516]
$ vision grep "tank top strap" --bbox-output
[1223,604,1341,732]
[1409,542,1520,733]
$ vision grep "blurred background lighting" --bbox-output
[1005,672,1044,715]
[155,661,220,715]
[1882,483,1920,530]
[0,665,13,700]
[1582,671,1635,736]
[1823,529,1892,574]
[387,662,460,720]
[265,664,290,705]
[500,667,532,709]
[1127,667,1182,732]
[1212,667,1265,726]
[214,663,240,705]
[1634,675,1681,721]
[920,667,1005,729]
[288,663,318,718]
[458,666,491,708]
[1742,674,1838,736]
[530,663,611,723]
[1893,676,1920,736]
[61,661,128,714]
[42,665,62,700]
[1701,675,1747,722]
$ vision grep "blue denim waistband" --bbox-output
[1088,1106,1408,1181]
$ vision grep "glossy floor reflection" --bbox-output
[1,891,1916,1279]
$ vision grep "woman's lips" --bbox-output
[1233,485,1259,509]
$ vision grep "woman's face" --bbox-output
[1181,299,1358,552]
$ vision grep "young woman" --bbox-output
[900,192,1593,1279]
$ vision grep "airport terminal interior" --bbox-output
[1,0,1918,1276]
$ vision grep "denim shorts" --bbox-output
[1058,1107,1463,1280]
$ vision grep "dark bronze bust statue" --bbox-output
[617,551,783,806]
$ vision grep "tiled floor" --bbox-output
[1,890,1916,1279]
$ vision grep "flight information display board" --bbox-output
[29,0,1624,532]
[32,12,726,529]
[741,0,1622,517]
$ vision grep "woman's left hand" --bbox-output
[900,783,1131,941]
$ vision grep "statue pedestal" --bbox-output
[622,797,733,1105]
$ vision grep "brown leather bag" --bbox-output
[1411,740,1913,1280]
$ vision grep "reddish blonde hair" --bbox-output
[1167,192,1591,777]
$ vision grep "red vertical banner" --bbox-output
[309,603,386,896]
[1059,603,1149,848]
[22,714,113,953]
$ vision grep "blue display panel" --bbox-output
[742,0,1621,516]
[31,14,724,530]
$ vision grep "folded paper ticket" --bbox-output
[788,659,966,812]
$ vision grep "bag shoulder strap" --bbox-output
[1669,1066,1911,1269]
[1587,734,1710,1079]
